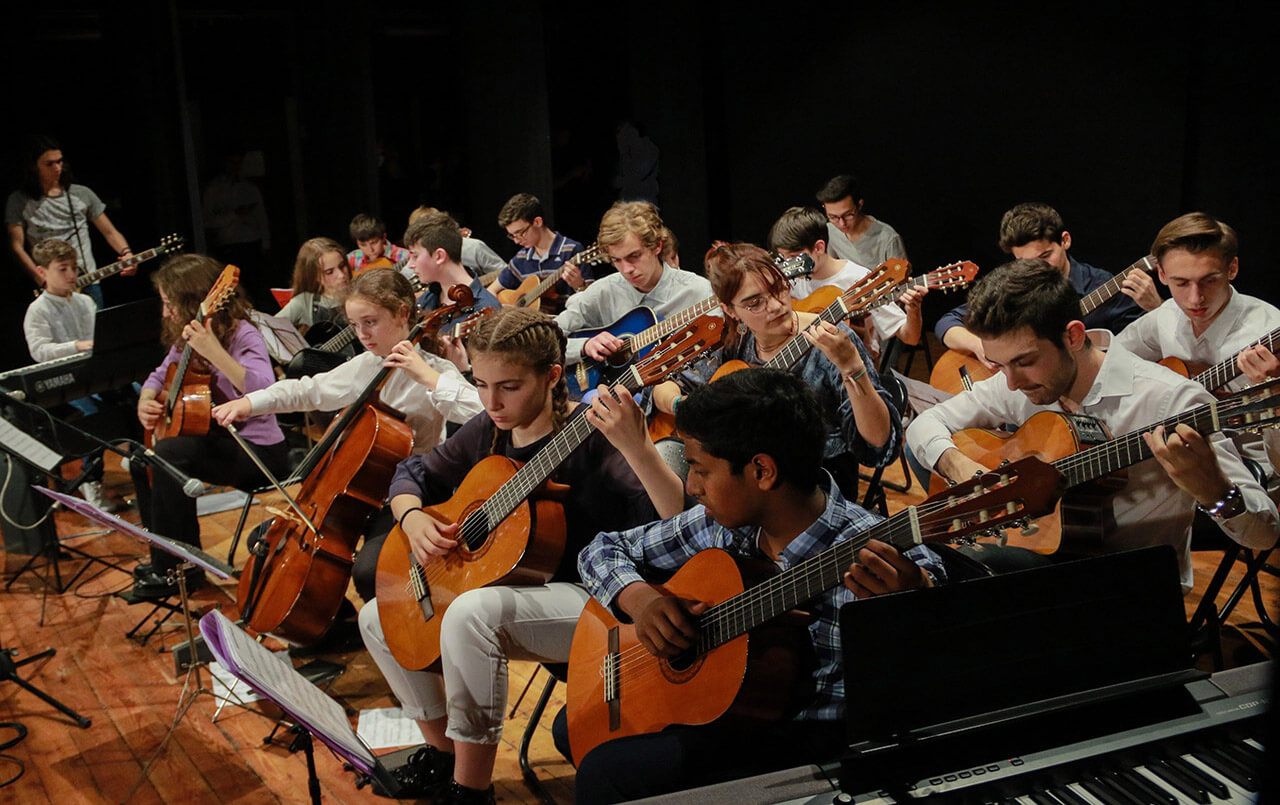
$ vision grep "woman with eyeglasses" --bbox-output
[650,242,900,481]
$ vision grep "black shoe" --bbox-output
[434,780,495,805]
[378,745,455,798]
[132,563,154,580]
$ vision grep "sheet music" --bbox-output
[0,418,64,472]
[356,707,425,750]
[199,610,376,773]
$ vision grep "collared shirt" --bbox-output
[495,232,587,294]
[347,243,410,275]
[244,347,482,453]
[577,473,945,722]
[24,290,97,362]
[906,343,1279,589]
[143,319,285,446]
[935,255,1145,343]
[554,265,713,364]
[789,258,908,354]
[671,324,902,469]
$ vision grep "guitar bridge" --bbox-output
[604,626,620,731]
[409,562,435,621]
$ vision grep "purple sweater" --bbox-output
[144,319,284,445]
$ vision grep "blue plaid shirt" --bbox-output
[496,231,588,293]
[577,473,944,722]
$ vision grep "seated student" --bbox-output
[907,259,1278,588]
[936,202,1152,367]
[407,205,507,279]
[212,268,483,601]
[572,368,943,803]
[132,254,289,598]
[277,237,351,331]
[485,192,586,304]
[346,213,410,275]
[404,211,502,315]
[659,225,680,268]
[22,238,113,509]
[650,243,901,492]
[554,200,711,366]
[815,173,907,267]
[357,307,686,804]
[769,205,922,358]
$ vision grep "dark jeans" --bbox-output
[351,506,395,603]
[563,714,844,804]
[130,429,288,572]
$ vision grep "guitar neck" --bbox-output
[1078,255,1157,316]
[859,274,924,314]
[75,245,158,288]
[627,297,721,352]
[1192,326,1280,393]
[318,324,358,353]
[517,246,600,307]
[165,344,197,418]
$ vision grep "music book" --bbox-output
[199,609,381,776]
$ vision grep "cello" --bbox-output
[236,286,477,645]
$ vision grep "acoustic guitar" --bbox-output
[374,314,728,671]
[926,378,1280,553]
[1158,324,1280,396]
[646,258,911,441]
[789,259,978,315]
[495,244,608,311]
[566,457,1065,762]
[930,255,1159,395]
[565,254,815,398]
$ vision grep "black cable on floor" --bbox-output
[0,722,28,788]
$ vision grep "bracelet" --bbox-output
[842,367,868,384]
[671,395,685,415]
[397,507,423,530]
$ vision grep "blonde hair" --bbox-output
[598,200,664,251]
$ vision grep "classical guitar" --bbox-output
[374,314,728,671]
[1158,324,1280,396]
[566,254,815,398]
[238,288,477,645]
[495,244,608,311]
[930,255,1159,396]
[149,264,241,445]
[566,458,1065,762]
[647,258,911,440]
[38,234,186,299]
[789,259,978,315]
[927,378,1280,553]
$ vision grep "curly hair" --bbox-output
[152,253,254,349]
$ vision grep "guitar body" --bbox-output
[238,401,414,644]
[375,455,567,670]
[567,548,812,764]
[929,349,997,395]
[790,286,843,314]
[153,362,213,442]
[1158,356,1212,381]
[646,358,748,440]
[927,410,1119,553]
[496,274,547,311]
[566,307,661,398]
[301,318,347,347]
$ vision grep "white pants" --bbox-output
[358,583,590,745]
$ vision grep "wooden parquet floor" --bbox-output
[2,340,1277,803]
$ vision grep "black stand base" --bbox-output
[0,644,92,728]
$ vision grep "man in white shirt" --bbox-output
[906,259,1277,589]
[554,200,711,366]
[769,205,920,360]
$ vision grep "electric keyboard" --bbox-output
[0,342,161,407]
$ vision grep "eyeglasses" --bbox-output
[734,293,777,314]
[826,210,860,225]
[506,222,533,242]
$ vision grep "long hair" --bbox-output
[20,135,73,199]
[291,236,350,295]
[464,308,569,451]
[153,254,253,349]
[704,242,790,351]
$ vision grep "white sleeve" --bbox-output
[23,300,78,362]
[421,353,485,424]
[1110,309,1163,361]
[243,354,370,414]
[905,375,1024,471]
[556,283,608,364]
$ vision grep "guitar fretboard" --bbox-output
[516,244,604,307]
[1078,255,1157,316]
[1192,326,1280,393]
[764,265,901,371]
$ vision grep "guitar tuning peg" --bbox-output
[1019,519,1039,537]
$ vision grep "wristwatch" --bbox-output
[1197,484,1246,520]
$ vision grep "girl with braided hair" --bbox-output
[359,306,685,804]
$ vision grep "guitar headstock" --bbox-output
[918,456,1065,546]
[926,260,978,293]
[776,253,815,280]
[1221,377,1280,432]
[158,233,186,256]
[451,307,494,339]
[839,258,911,313]
[198,264,241,319]
[573,243,609,267]
[630,313,727,387]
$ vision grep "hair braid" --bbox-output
[466,308,569,451]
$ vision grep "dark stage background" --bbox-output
[3,1,1277,369]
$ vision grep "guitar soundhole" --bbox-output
[661,649,703,682]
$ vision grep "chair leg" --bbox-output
[226,493,256,566]
[519,676,561,805]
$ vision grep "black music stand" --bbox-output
[0,632,92,729]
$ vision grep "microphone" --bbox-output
[117,440,207,497]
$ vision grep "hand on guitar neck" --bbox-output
[183,317,247,392]
[1142,423,1236,508]
[933,447,990,487]
[1238,344,1280,384]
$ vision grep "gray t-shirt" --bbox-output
[5,184,107,272]
[825,217,907,268]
